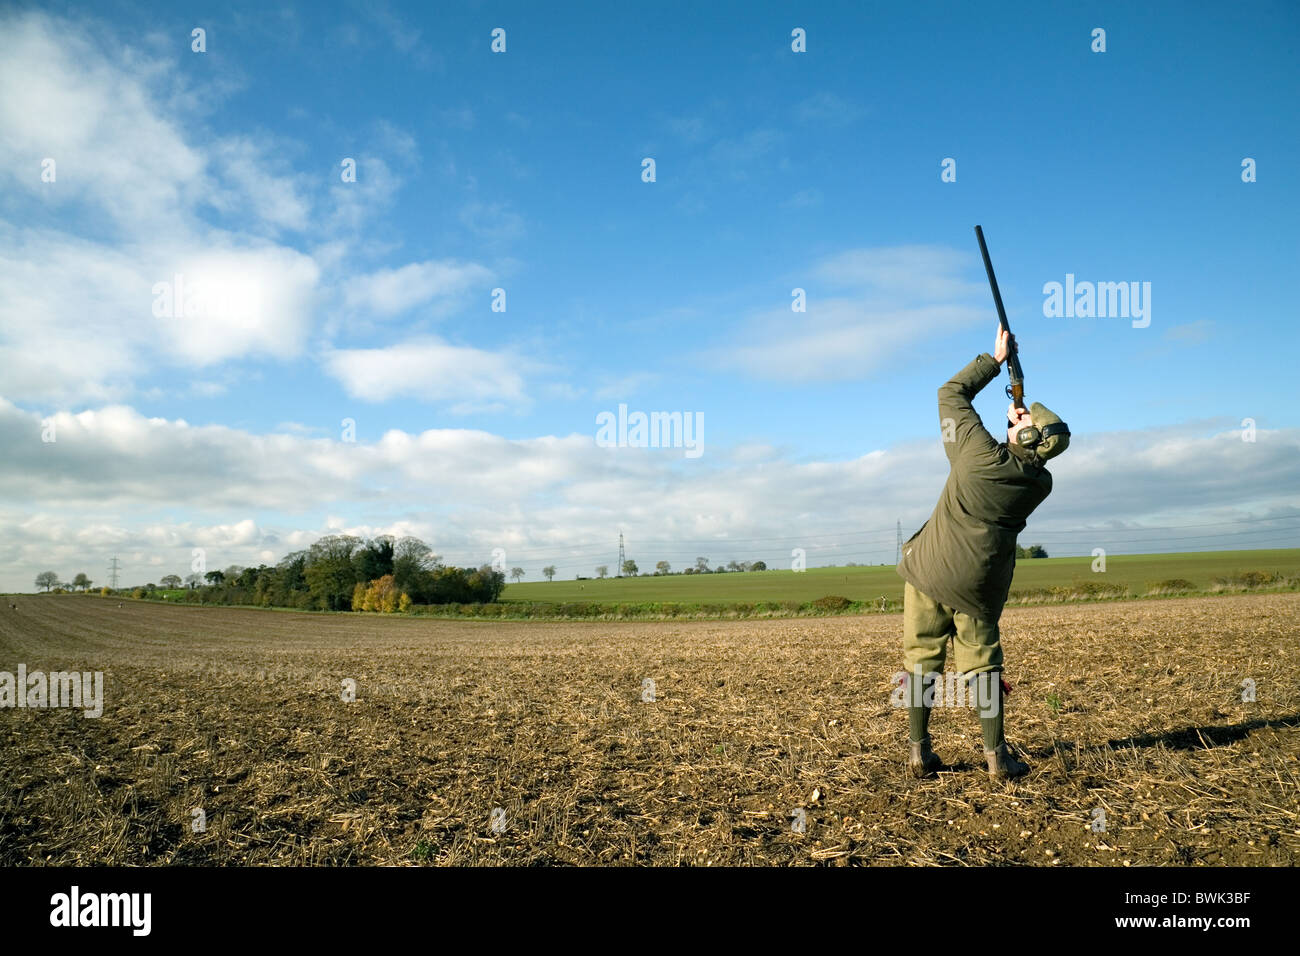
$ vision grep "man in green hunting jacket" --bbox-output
[897,325,1070,781]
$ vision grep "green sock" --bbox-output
[907,672,935,742]
[974,672,1003,751]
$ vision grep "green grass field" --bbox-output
[502,549,1300,605]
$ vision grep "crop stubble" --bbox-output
[0,593,1296,866]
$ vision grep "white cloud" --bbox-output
[159,245,321,365]
[814,246,985,300]
[323,338,529,408]
[0,10,328,401]
[207,136,312,233]
[341,260,493,318]
[192,519,262,548]
[0,10,489,407]
[0,232,143,401]
[326,155,404,233]
[1,397,1296,590]
[713,245,988,383]
[0,11,207,233]
[361,0,441,69]
[0,227,322,400]
[716,299,979,383]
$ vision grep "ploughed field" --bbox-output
[1,593,1297,866]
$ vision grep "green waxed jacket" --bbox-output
[896,352,1053,624]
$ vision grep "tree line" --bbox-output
[197,535,505,610]
[37,535,505,611]
[525,557,771,582]
[33,571,94,591]
[1015,544,1049,558]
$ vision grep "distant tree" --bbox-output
[357,574,401,613]
[542,565,556,582]
[392,537,438,598]
[510,567,525,583]
[419,564,490,604]
[222,565,245,582]
[695,557,710,572]
[595,565,609,579]
[622,560,638,577]
[353,536,396,582]
[655,560,671,575]
[467,565,506,602]
[204,570,225,585]
[72,572,91,590]
[751,560,767,571]
[1028,544,1048,558]
[304,534,362,610]
[265,552,309,607]
[726,560,741,572]
[160,574,182,589]
[35,571,58,591]
[184,573,202,589]
[145,583,156,592]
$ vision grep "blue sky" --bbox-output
[1,0,1297,588]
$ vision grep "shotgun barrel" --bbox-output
[974,225,1025,410]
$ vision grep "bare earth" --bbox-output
[1,593,1297,866]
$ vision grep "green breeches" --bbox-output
[902,580,1003,676]
[902,581,1007,750]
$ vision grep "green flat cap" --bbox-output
[1030,401,1069,461]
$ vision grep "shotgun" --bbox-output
[974,225,1025,411]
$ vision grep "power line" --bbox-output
[467,514,1300,562]
[420,514,1299,577]
[500,527,1298,575]
[1028,527,1300,547]
[494,526,900,556]
[1017,514,1300,536]
[510,523,1298,567]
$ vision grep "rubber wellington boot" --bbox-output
[985,741,1030,781]
[908,736,944,778]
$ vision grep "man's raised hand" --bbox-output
[994,327,1016,365]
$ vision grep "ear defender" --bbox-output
[1016,424,1042,446]
[1014,404,1071,460]
[1015,421,1069,449]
